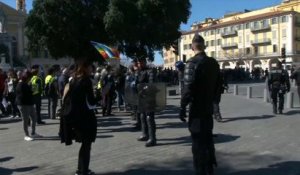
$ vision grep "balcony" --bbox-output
[250,24,271,33]
[221,43,238,49]
[295,36,300,41]
[221,30,237,38]
[251,38,271,45]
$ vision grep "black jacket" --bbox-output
[60,76,97,145]
[16,81,34,105]
[180,52,220,118]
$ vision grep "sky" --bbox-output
[2,0,283,65]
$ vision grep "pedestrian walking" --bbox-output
[179,34,220,175]
[16,70,41,141]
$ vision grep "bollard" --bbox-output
[233,85,238,95]
[286,92,294,108]
[263,88,270,103]
[247,86,252,99]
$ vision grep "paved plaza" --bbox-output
[0,84,300,175]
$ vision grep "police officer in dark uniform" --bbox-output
[268,61,290,114]
[136,57,157,147]
[179,34,220,175]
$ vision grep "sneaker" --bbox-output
[31,133,43,138]
[24,136,34,141]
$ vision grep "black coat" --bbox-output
[60,76,97,145]
[181,52,220,118]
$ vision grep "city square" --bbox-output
[1,0,300,175]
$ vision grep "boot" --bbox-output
[138,113,148,141]
[145,114,156,147]
[272,103,277,114]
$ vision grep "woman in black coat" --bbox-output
[60,61,97,175]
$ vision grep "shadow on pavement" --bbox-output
[96,134,114,139]
[0,128,8,130]
[0,156,14,162]
[214,134,240,144]
[157,136,191,146]
[34,136,60,141]
[0,119,21,124]
[225,161,300,175]
[96,158,193,175]
[97,117,123,128]
[156,121,187,129]
[221,115,275,123]
[284,110,300,116]
[0,156,38,175]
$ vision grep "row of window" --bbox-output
[183,29,288,49]
[207,45,285,58]
[183,15,290,39]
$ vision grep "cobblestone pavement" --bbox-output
[0,88,299,175]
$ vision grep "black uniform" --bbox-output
[101,73,115,116]
[290,67,300,101]
[180,52,220,175]
[213,71,227,122]
[136,67,156,147]
[268,68,290,114]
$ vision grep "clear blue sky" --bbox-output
[2,0,283,65]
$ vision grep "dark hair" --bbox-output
[21,70,32,82]
[75,61,92,77]
[47,67,55,75]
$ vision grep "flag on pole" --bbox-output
[90,41,120,60]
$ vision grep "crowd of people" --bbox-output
[1,39,299,175]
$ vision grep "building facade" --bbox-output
[0,0,72,71]
[164,0,300,71]
[163,47,178,69]
[0,1,26,67]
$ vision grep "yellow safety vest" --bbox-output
[45,75,54,85]
[30,75,42,95]
[97,80,102,90]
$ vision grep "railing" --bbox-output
[250,24,271,32]
[221,30,237,37]
[251,38,271,45]
[295,22,300,27]
[221,43,238,49]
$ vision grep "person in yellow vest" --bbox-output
[45,67,59,119]
[30,65,45,124]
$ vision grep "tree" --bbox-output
[104,0,190,61]
[26,0,191,62]
[26,0,110,62]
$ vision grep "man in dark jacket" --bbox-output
[268,62,290,114]
[180,34,220,175]
[136,57,157,147]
